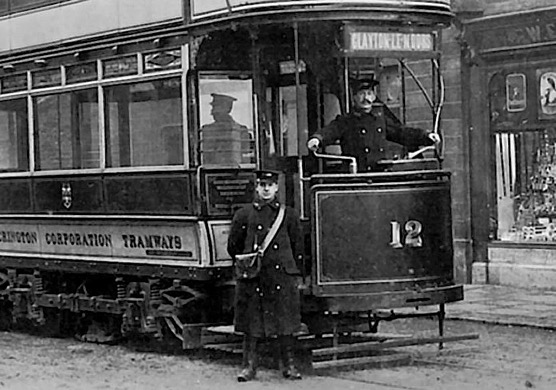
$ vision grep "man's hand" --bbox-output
[428,133,441,144]
[307,138,320,152]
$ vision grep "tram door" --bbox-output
[260,61,310,209]
[255,25,346,213]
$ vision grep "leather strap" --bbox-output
[256,205,286,255]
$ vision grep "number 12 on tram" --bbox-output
[186,0,463,333]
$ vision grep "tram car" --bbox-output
[0,0,462,348]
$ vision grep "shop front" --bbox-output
[465,7,556,289]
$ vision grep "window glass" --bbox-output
[34,89,99,170]
[10,0,67,12]
[495,128,556,243]
[198,75,255,167]
[105,78,183,168]
[277,85,307,157]
[0,0,8,15]
[0,99,28,171]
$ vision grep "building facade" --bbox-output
[450,0,556,289]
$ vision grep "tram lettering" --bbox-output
[0,230,38,245]
[389,220,423,248]
[350,32,432,52]
[44,232,112,247]
[121,234,182,250]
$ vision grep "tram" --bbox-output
[0,0,464,354]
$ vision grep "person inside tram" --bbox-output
[200,93,253,165]
[306,77,441,172]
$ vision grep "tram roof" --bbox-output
[184,0,454,32]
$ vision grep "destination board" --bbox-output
[344,25,435,56]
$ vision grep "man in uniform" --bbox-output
[227,170,303,382]
[307,77,440,171]
[200,93,253,165]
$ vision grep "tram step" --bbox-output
[312,352,412,371]
[312,333,479,358]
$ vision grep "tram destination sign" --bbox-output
[344,26,435,57]
[187,0,451,22]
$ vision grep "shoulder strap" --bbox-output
[257,205,286,254]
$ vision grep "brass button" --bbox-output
[377,127,382,133]
[361,129,366,134]
[364,148,370,153]
[273,244,279,250]
[257,225,263,230]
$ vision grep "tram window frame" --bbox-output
[0,0,71,16]
[193,71,256,168]
[33,87,100,171]
[104,76,184,169]
[0,98,28,172]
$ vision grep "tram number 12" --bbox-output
[389,220,423,248]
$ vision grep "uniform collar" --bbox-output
[253,198,281,210]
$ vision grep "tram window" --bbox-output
[198,75,255,167]
[34,89,99,170]
[321,93,342,156]
[0,98,28,172]
[105,77,183,168]
[275,85,308,157]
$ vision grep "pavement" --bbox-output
[444,283,556,330]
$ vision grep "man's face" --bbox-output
[255,180,279,201]
[210,102,232,120]
[353,88,377,113]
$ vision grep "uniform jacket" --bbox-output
[227,198,303,337]
[312,103,434,171]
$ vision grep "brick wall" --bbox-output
[439,22,472,283]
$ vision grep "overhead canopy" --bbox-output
[185,0,453,28]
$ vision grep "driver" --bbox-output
[307,77,440,172]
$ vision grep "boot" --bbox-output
[280,336,302,380]
[237,336,258,382]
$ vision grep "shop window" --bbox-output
[197,74,255,167]
[34,89,99,170]
[495,128,556,243]
[0,99,28,172]
[105,78,183,168]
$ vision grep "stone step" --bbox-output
[472,261,556,290]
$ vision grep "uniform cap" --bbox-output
[254,169,280,183]
[351,77,379,92]
[210,93,237,106]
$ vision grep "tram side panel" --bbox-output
[310,173,461,311]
